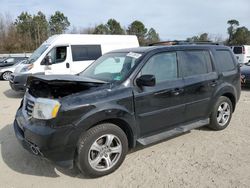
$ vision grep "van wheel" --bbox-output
[2,71,12,80]
[77,123,128,178]
[208,96,233,130]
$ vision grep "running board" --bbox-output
[137,119,209,146]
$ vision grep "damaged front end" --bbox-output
[22,75,109,124]
[26,75,108,99]
[14,74,110,167]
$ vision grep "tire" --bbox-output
[76,123,128,178]
[2,71,12,81]
[208,96,233,130]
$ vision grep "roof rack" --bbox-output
[149,40,223,46]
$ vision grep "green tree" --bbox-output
[49,11,70,35]
[127,20,148,45]
[33,11,48,48]
[231,27,250,45]
[199,33,209,41]
[146,28,160,44]
[227,19,239,45]
[93,24,109,34]
[106,19,124,34]
[14,12,33,50]
[187,33,210,42]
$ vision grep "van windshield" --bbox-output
[27,45,49,64]
[233,47,243,54]
[80,52,142,82]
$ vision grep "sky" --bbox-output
[0,0,249,40]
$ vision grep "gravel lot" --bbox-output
[0,81,250,188]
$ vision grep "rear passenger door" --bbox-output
[179,50,218,122]
[70,45,102,74]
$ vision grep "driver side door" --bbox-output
[133,51,185,137]
[44,46,71,75]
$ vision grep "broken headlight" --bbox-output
[32,98,61,120]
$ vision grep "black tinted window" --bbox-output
[71,45,102,61]
[233,47,243,54]
[180,50,212,77]
[216,50,235,72]
[141,52,178,84]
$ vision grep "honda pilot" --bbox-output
[14,45,241,177]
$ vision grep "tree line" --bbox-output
[0,11,160,53]
[186,19,250,45]
[0,10,249,54]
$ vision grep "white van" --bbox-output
[231,45,250,64]
[9,34,139,91]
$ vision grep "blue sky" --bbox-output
[0,0,249,40]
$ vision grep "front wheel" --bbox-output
[77,123,128,178]
[2,71,12,80]
[208,96,233,130]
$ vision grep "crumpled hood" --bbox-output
[27,74,108,85]
[27,75,108,99]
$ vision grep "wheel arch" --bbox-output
[74,108,137,149]
[90,118,135,149]
[221,92,236,112]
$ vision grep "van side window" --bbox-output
[48,46,67,64]
[180,50,212,77]
[71,45,102,61]
[233,47,242,54]
[140,52,178,84]
[215,50,235,72]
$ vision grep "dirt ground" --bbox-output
[0,81,250,188]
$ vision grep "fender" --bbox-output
[208,82,237,115]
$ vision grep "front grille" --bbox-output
[25,98,35,118]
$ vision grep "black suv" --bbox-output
[14,45,241,177]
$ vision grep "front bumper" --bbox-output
[9,73,31,91]
[14,108,77,168]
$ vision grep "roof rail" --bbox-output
[149,40,223,46]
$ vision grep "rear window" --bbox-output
[233,47,243,54]
[180,50,213,77]
[71,45,102,61]
[216,50,235,72]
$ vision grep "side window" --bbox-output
[140,52,178,84]
[180,50,212,77]
[48,46,67,64]
[215,50,235,72]
[6,58,14,63]
[71,45,102,61]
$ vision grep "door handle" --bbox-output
[171,88,184,96]
[66,63,70,68]
[209,80,218,87]
[154,89,171,96]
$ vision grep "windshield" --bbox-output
[27,44,49,64]
[80,52,142,82]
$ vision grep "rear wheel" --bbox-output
[2,71,12,81]
[208,96,233,130]
[77,123,128,178]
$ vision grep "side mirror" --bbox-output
[41,56,52,65]
[136,75,156,87]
